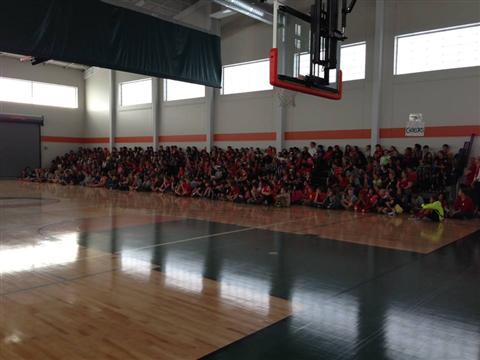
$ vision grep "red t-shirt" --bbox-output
[407,170,417,183]
[291,190,304,202]
[334,167,343,177]
[182,182,191,195]
[339,177,349,189]
[261,185,272,196]
[467,165,478,186]
[454,196,474,213]
[399,179,411,189]
[315,192,327,203]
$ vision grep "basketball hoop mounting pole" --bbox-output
[341,0,357,33]
[272,0,278,48]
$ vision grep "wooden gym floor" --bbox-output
[1,180,479,359]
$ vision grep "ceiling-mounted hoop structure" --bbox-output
[270,48,343,100]
[269,0,355,101]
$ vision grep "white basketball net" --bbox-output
[275,88,297,108]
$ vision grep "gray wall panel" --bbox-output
[0,122,40,178]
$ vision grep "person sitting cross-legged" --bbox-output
[416,195,445,222]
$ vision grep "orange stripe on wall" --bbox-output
[41,136,109,144]
[214,132,276,142]
[380,125,480,138]
[379,128,404,138]
[285,129,371,140]
[81,137,110,144]
[425,125,480,137]
[115,136,153,143]
[159,134,207,142]
[41,125,479,144]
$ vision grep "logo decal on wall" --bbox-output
[405,113,425,137]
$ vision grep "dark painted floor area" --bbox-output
[79,219,480,360]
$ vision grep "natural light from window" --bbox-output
[164,79,205,101]
[299,42,367,82]
[394,23,480,75]
[222,59,273,95]
[120,78,152,107]
[0,77,78,108]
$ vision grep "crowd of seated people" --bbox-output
[20,142,479,221]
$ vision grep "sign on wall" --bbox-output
[405,113,425,137]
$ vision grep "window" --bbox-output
[0,77,78,108]
[164,79,205,101]
[33,82,78,108]
[299,42,367,82]
[394,23,480,75]
[119,78,152,107]
[222,59,273,95]
[340,42,367,81]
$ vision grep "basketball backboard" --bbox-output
[270,0,356,100]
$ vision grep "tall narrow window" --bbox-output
[395,23,480,75]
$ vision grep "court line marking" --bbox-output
[116,217,305,255]
[115,214,377,255]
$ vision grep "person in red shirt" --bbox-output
[451,187,475,219]
[398,171,413,190]
[465,159,478,186]
[260,181,274,205]
[337,174,350,190]
[470,157,480,209]
[373,144,383,160]
[302,184,314,204]
[290,184,304,205]
[355,188,375,213]
[175,179,191,197]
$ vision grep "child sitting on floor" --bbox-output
[416,195,445,222]
[451,187,475,219]
[341,188,358,211]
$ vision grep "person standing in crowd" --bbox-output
[308,142,317,157]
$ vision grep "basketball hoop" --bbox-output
[275,87,297,107]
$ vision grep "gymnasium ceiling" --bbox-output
[104,0,199,18]
[103,1,313,25]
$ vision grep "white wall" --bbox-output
[162,99,206,137]
[85,67,110,140]
[0,56,85,166]
[215,91,274,134]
